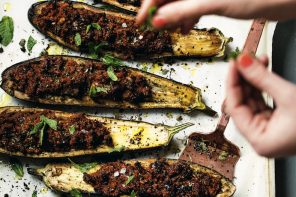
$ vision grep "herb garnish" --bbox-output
[101,54,124,67]
[69,125,76,135]
[32,190,37,197]
[107,145,125,153]
[107,66,118,81]
[69,189,82,197]
[88,42,108,59]
[89,86,109,96]
[125,175,134,185]
[130,190,136,197]
[27,36,37,53]
[68,158,98,173]
[0,16,14,46]
[74,33,81,46]
[140,6,157,30]
[9,158,24,178]
[30,115,58,145]
[228,47,241,60]
[218,151,229,161]
[86,23,102,33]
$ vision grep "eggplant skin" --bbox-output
[1,55,215,115]
[28,1,230,60]
[0,106,192,158]
[29,159,236,197]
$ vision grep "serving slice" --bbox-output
[0,106,193,158]
[28,1,230,60]
[28,159,235,196]
[1,55,216,115]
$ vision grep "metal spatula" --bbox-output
[180,18,267,180]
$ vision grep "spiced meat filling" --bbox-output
[0,110,113,154]
[83,159,222,197]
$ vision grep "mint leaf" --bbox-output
[68,159,98,173]
[107,145,125,153]
[89,86,108,96]
[27,36,37,53]
[107,66,118,81]
[74,33,81,46]
[69,125,76,135]
[86,23,101,34]
[218,151,229,161]
[9,158,24,178]
[40,115,57,130]
[0,16,14,46]
[125,175,134,185]
[32,190,37,197]
[101,54,124,67]
[228,47,241,60]
[30,121,44,135]
[130,190,136,197]
[92,23,101,30]
[86,25,91,34]
[39,123,46,145]
[69,189,82,197]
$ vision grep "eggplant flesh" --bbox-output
[28,159,236,197]
[28,1,230,60]
[0,106,193,158]
[1,55,216,115]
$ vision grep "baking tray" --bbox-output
[0,0,276,196]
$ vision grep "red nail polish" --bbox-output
[152,17,166,28]
[239,54,253,68]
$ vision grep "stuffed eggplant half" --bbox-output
[96,0,142,13]
[0,107,193,158]
[28,159,235,197]
[1,56,216,115]
[28,1,230,60]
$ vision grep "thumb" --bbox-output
[236,53,296,104]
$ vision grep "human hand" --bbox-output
[136,0,296,33]
[226,53,296,157]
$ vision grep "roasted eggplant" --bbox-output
[28,1,230,60]
[96,0,142,13]
[28,159,236,196]
[1,55,216,115]
[0,106,193,158]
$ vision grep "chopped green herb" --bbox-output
[9,158,24,178]
[69,189,82,197]
[88,42,108,59]
[30,115,58,145]
[40,115,57,130]
[218,151,229,161]
[228,47,241,60]
[161,69,170,75]
[89,86,109,96]
[86,23,102,33]
[145,6,157,29]
[32,190,37,197]
[74,33,81,46]
[195,140,208,153]
[86,25,91,34]
[69,125,76,135]
[130,190,136,197]
[68,158,98,173]
[101,54,124,67]
[0,16,14,46]
[92,23,101,30]
[125,175,134,185]
[107,66,118,81]
[107,145,125,153]
[27,36,37,53]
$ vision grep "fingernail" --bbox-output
[152,17,167,28]
[239,53,253,68]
